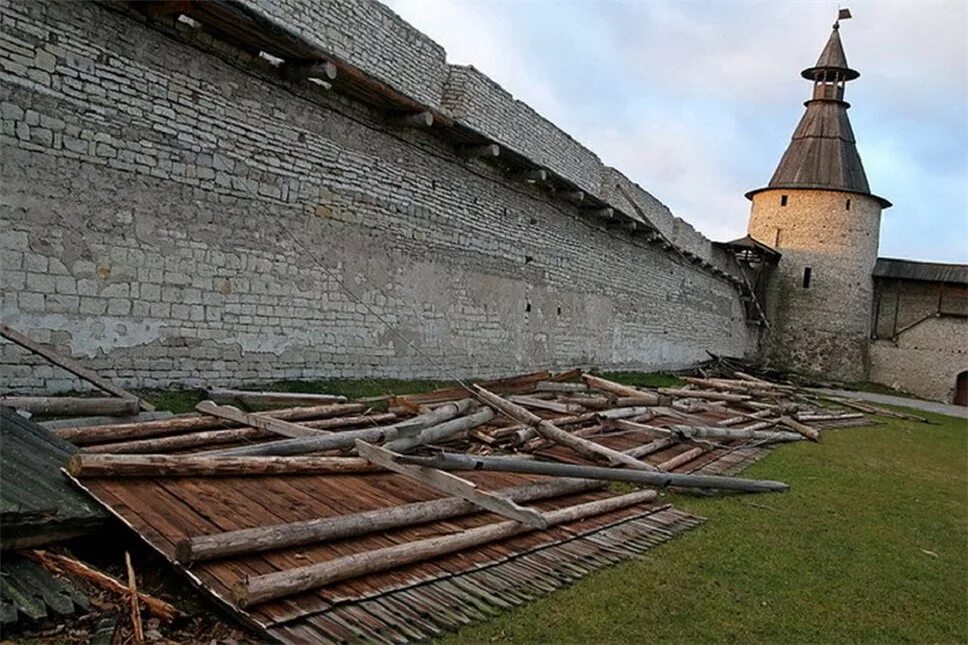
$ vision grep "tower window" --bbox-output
[802,267,812,289]
[846,198,851,211]
[780,194,789,207]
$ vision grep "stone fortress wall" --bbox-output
[0,0,756,393]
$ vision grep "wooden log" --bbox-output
[195,401,325,438]
[625,437,677,459]
[301,412,397,430]
[794,412,864,422]
[1,396,139,417]
[67,454,377,477]
[27,550,179,621]
[507,395,584,414]
[234,488,658,607]
[0,324,154,410]
[204,388,347,406]
[508,406,648,446]
[534,381,588,393]
[658,388,751,402]
[473,386,657,471]
[656,447,705,472]
[201,400,474,457]
[176,477,603,563]
[55,403,365,445]
[604,419,672,438]
[596,406,655,419]
[717,409,775,427]
[560,189,584,202]
[778,416,820,441]
[399,452,790,494]
[581,374,661,404]
[668,424,802,443]
[40,411,173,430]
[824,397,929,423]
[392,371,549,406]
[588,207,614,219]
[81,426,274,454]
[356,440,546,528]
[383,408,494,453]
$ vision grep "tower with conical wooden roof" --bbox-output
[747,14,890,381]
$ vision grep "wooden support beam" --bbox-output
[176,478,601,563]
[67,454,377,477]
[204,388,346,406]
[390,111,434,128]
[233,488,658,607]
[195,401,325,438]
[460,143,500,159]
[778,416,820,442]
[81,426,273,455]
[281,60,337,82]
[0,324,154,410]
[0,396,139,417]
[560,190,584,203]
[535,381,588,393]
[506,395,584,415]
[355,440,547,528]
[472,385,657,471]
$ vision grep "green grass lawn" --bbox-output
[442,409,968,643]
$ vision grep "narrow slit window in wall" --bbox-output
[780,194,788,206]
[802,267,812,289]
[846,198,851,211]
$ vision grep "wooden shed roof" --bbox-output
[874,258,968,285]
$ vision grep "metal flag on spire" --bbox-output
[838,8,853,21]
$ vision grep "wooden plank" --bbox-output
[355,441,547,529]
[205,388,347,406]
[0,324,154,411]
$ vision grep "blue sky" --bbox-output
[385,0,967,263]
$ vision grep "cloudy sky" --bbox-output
[385,0,967,263]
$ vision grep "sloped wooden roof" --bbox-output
[748,23,890,208]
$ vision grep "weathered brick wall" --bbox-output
[748,189,882,382]
[870,317,968,403]
[0,0,753,392]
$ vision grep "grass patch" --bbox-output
[443,409,968,643]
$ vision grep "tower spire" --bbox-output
[746,12,890,207]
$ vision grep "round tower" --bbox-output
[746,16,890,382]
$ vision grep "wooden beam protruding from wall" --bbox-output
[560,190,584,203]
[282,60,338,82]
[517,169,548,182]
[391,111,434,128]
[460,143,500,159]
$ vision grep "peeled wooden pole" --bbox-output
[67,454,377,477]
[56,403,365,445]
[398,452,790,493]
[234,488,658,607]
[383,407,494,453]
[82,426,274,454]
[195,401,325,438]
[657,388,751,403]
[656,447,705,471]
[581,374,661,404]
[205,388,347,405]
[668,424,803,443]
[176,478,603,563]
[1,396,139,417]
[202,400,475,457]
[473,386,657,471]
[778,416,820,441]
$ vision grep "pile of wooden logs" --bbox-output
[38,367,882,609]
